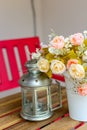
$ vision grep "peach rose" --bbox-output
[50,36,65,49]
[50,60,66,74]
[70,33,84,46]
[69,64,85,79]
[77,84,87,96]
[37,58,50,72]
[67,59,78,69]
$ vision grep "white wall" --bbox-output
[34,0,43,40]
[41,0,87,41]
[0,0,87,45]
[0,0,42,40]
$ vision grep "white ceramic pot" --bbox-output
[64,72,87,121]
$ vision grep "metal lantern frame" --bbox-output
[19,59,62,121]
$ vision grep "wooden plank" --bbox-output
[0,111,23,130]
[0,93,21,116]
[0,92,21,104]
[77,123,87,130]
[0,88,68,130]
[2,103,68,130]
[41,116,79,130]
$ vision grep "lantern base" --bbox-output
[20,111,53,121]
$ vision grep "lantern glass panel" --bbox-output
[21,88,33,115]
[21,86,50,116]
[35,87,49,113]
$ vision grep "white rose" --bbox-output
[37,58,50,72]
[32,52,41,59]
[82,55,87,62]
[32,48,41,60]
[50,60,66,74]
[82,51,87,62]
[48,47,60,55]
[84,50,87,55]
[40,42,48,48]
[69,64,85,79]
[83,30,87,38]
[48,47,55,54]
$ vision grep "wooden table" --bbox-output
[0,88,87,130]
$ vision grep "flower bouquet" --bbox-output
[32,31,87,96]
[31,31,87,121]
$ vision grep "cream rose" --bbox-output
[37,58,50,72]
[50,60,66,74]
[69,64,85,79]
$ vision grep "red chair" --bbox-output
[0,37,40,91]
[0,36,65,95]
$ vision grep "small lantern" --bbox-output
[19,59,62,121]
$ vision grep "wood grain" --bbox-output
[0,88,86,130]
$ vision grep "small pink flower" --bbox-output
[67,59,78,69]
[77,83,87,96]
[70,33,84,46]
[50,36,65,49]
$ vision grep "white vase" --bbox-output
[64,72,87,121]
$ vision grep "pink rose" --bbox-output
[67,59,78,69]
[70,33,84,46]
[77,84,87,96]
[50,36,65,49]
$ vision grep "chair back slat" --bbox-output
[0,48,9,83]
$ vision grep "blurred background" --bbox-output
[0,0,87,41]
[0,0,87,97]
